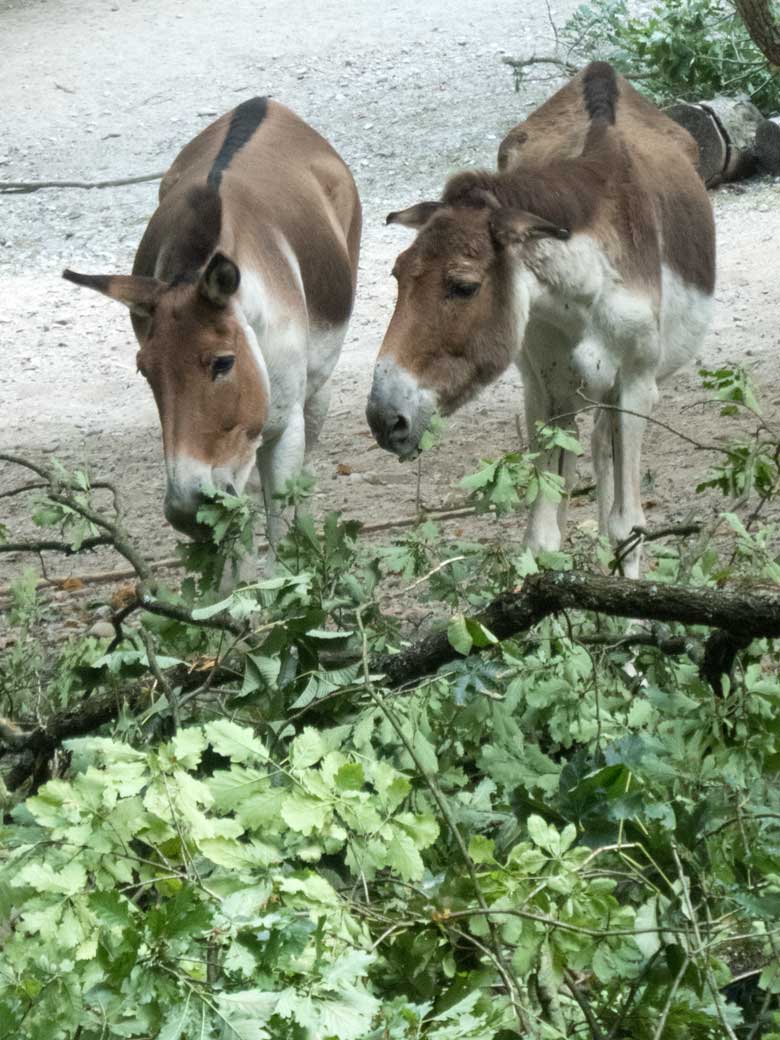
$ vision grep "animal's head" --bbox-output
[63,253,268,538]
[366,179,570,458]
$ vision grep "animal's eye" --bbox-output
[446,280,480,299]
[211,355,235,379]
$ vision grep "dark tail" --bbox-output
[583,62,618,126]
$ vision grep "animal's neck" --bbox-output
[513,235,614,343]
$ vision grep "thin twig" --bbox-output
[140,630,180,730]
[137,590,246,636]
[0,171,164,194]
[0,536,114,555]
[652,953,692,1040]
[0,481,49,500]
[610,523,703,574]
[564,970,605,1040]
[671,845,739,1040]
[502,54,579,75]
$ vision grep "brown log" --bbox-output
[374,570,780,688]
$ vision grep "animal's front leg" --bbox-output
[256,407,307,552]
[609,369,659,578]
[519,354,579,555]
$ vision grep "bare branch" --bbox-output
[0,172,164,195]
[137,589,245,636]
[502,54,579,76]
[610,523,703,574]
[564,970,605,1040]
[140,630,180,730]
[0,536,114,556]
[0,481,49,500]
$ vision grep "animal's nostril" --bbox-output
[389,413,410,443]
[388,411,411,445]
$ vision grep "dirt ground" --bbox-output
[1,0,780,618]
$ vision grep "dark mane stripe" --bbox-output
[208,97,269,190]
[583,62,618,126]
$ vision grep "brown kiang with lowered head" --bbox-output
[64,97,361,568]
[366,62,715,578]
[64,254,266,538]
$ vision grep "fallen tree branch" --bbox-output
[0,171,164,195]
[3,570,777,785]
[0,650,239,786]
[373,570,780,688]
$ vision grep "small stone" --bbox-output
[89,621,115,639]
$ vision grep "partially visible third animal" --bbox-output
[65,97,361,576]
[366,62,715,577]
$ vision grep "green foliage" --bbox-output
[459,425,582,516]
[561,0,780,113]
[419,414,448,453]
[178,485,259,592]
[2,368,780,1037]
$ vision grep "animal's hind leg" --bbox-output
[591,401,615,539]
[609,367,659,578]
[304,380,333,453]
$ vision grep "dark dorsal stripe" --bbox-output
[583,62,618,126]
[208,97,269,190]
[163,185,223,285]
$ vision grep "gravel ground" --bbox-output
[1,0,779,628]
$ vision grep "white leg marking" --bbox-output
[591,406,615,537]
[518,322,586,556]
[607,367,660,579]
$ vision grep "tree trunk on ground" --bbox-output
[756,115,780,174]
[666,96,780,183]
[735,0,780,67]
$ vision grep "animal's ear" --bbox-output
[442,169,498,206]
[62,269,164,317]
[489,209,570,248]
[386,202,442,228]
[200,252,241,308]
[497,128,528,172]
